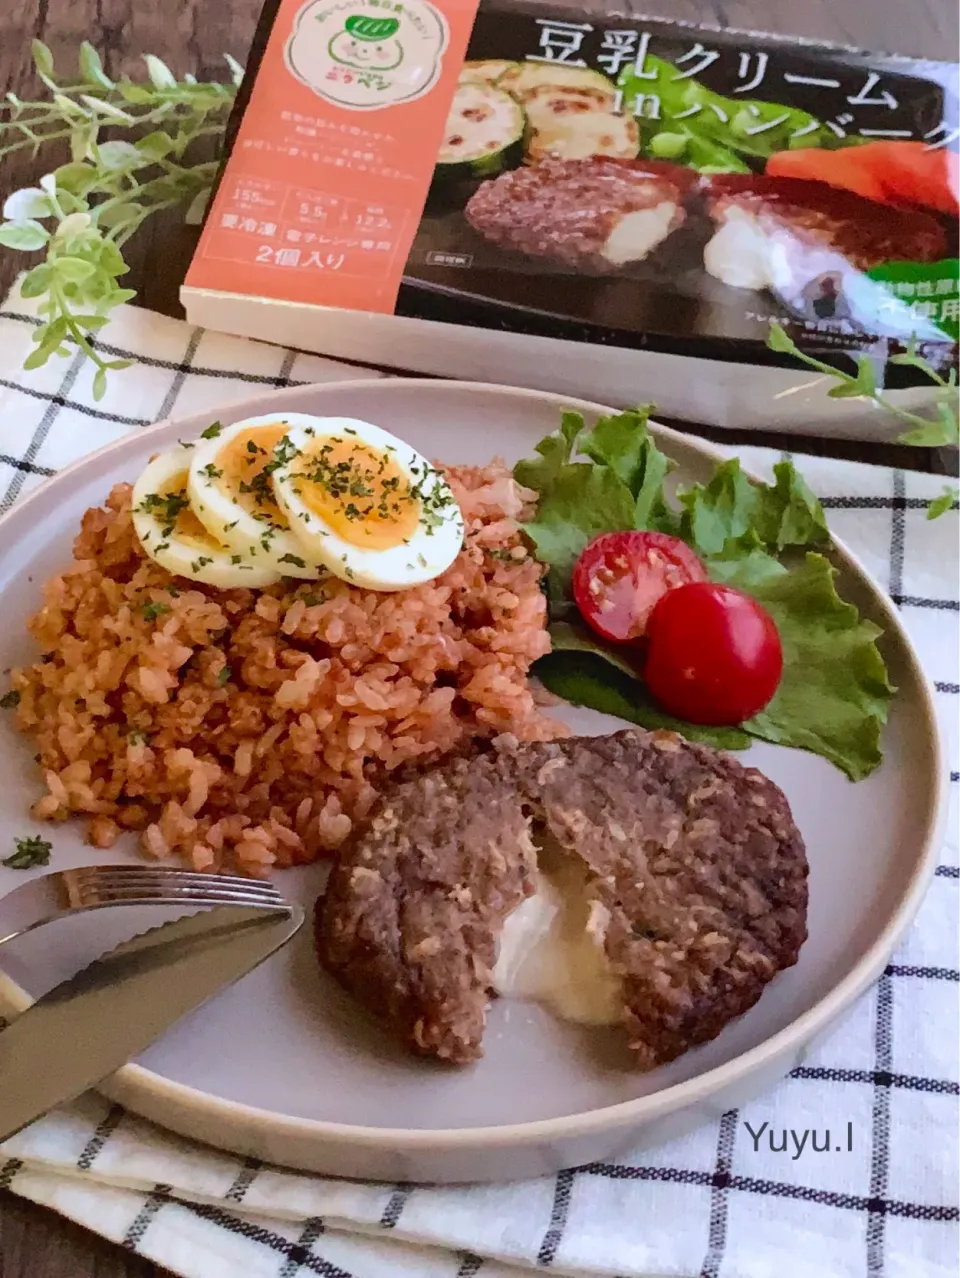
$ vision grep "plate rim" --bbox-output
[0,376,948,1153]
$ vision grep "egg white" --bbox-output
[185,416,326,580]
[269,417,465,591]
[131,448,281,588]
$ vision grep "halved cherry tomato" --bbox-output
[572,531,708,643]
[644,582,783,725]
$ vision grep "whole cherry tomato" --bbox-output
[644,582,783,725]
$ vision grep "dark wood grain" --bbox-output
[0,1188,167,1278]
[0,1,956,1274]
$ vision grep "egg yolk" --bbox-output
[149,474,223,551]
[292,435,421,550]
[213,424,293,527]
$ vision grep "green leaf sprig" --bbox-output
[766,322,958,519]
[0,41,242,398]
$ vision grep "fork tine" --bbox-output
[0,866,292,950]
[86,891,291,910]
[69,877,281,902]
[77,883,285,902]
[62,865,288,912]
[70,866,282,892]
[71,871,282,898]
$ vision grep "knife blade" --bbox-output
[0,902,303,1142]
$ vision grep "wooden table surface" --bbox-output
[0,0,957,1273]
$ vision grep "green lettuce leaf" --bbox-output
[518,463,637,615]
[728,553,896,781]
[514,409,894,779]
[577,407,680,533]
[705,543,787,591]
[678,458,829,558]
[534,649,753,750]
[678,459,759,555]
[515,408,680,612]
[513,409,582,493]
[755,462,830,549]
[546,618,642,679]
[516,410,643,613]
[577,407,656,490]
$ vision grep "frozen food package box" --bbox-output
[181,0,959,439]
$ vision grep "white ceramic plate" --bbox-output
[0,380,946,1184]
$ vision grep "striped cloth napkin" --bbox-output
[0,281,957,1278]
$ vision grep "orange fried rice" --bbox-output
[9,462,562,876]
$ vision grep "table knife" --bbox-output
[0,902,303,1142]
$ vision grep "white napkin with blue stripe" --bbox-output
[0,280,956,1278]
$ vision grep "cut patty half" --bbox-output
[702,174,947,298]
[316,746,538,1064]
[316,728,809,1069]
[464,156,691,271]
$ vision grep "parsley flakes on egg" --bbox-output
[130,448,282,588]
[185,417,325,580]
[269,416,465,592]
[130,414,464,591]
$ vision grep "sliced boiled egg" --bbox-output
[185,417,326,580]
[269,416,465,591]
[131,448,281,588]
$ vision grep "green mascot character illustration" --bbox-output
[285,0,448,110]
[328,15,404,72]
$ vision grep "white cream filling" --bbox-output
[492,850,622,1026]
[702,208,793,291]
[703,205,852,306]
[601,201,677,267]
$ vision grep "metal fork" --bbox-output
[0,864,293,948]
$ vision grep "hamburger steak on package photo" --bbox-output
[181,0,959,438]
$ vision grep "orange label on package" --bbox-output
[186,0,479,312]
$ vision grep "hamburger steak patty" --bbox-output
[317,746,539,1064]
[317,728,808,1068]
[463,157,691,271]
[702,174,946,293]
